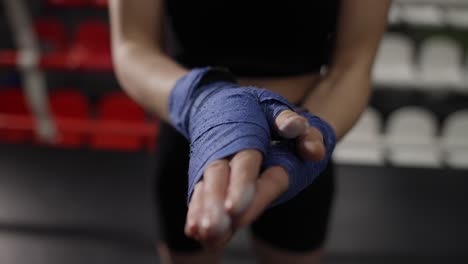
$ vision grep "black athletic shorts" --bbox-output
[154,121,335,253]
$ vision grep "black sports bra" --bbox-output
[166,0,340,77]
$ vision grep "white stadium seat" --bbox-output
[372,34,417,88]
[417,37,465,91]
[401,4,444,26]
[386,107,441,167]
[445,8,468,29]
[333,108,385,165]
[441,110,468,169]
[388,3,403,25]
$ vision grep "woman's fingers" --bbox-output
[297,126,326,161]
[198,159,231,240]
[185,181,205,239]
[224,149,262,216]
[275,110,308,139]
[234,166,289,228]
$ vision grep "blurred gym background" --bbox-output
[0,0,467,263]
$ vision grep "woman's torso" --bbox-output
[166,0,340,103]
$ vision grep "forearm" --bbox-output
[113,43,187,122]
[109,0,188,122]
[301,0,390,140]
[301,66,371,140]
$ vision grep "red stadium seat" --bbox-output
[90,92,147,151]
[69,19,112,70]
[0,88,34,143]
[34,18,67,52]
[49,89,90,147]
[34,18,70,70]
[74,20,110,53]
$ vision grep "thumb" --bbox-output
[297,126,326,161]
[274,110,309,139]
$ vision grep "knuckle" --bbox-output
[206,160,227,171]
[278,110,297,121]
[308,127,323,138]
[279,109,294,117]
[232,150,260,163]
[270,169,289,190]
[233,152,251,162]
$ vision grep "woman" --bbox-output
[109,1,391,263]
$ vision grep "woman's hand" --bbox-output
[185,109,329,248]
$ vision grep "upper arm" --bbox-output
[108,0,164,52]
[330,0,392,74]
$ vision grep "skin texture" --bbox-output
[109,0,391,263]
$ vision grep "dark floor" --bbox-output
[0,144,467,263]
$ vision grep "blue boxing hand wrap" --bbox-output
[263,111,336,207]
[169,67,294,203]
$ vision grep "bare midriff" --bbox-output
[238,72,322,105]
